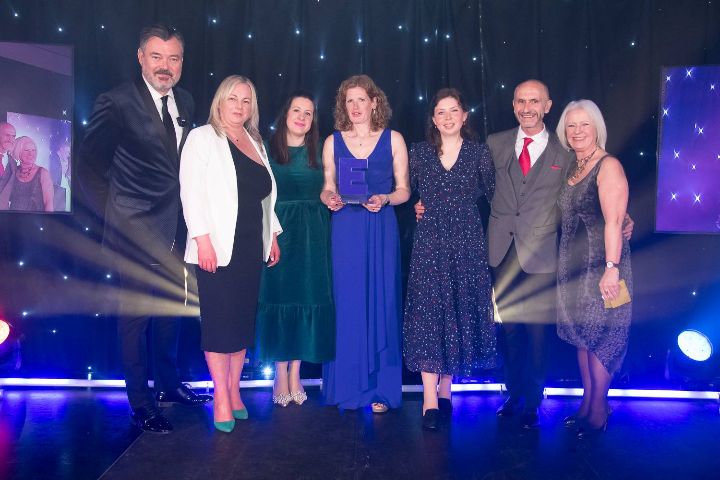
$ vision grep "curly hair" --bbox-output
[333,74,392,131]
[426,88,475,156]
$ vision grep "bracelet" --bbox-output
[383,194,390,206]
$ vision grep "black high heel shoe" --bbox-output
[438,398,453,419]
[577,420,607,438]
[562,414,585,428]
[422,409,440,431]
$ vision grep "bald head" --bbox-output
[512,80,552,136]
[514,80,550,100]
[0,122,16,154]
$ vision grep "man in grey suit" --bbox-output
[488,79,573,429]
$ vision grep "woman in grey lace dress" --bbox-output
[555,100,631,437]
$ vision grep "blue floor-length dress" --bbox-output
[322,129,403,409]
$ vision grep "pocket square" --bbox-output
[550,165,561,170]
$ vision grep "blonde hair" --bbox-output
[12,136,37,161]
[556,99,608,151]
[208,75,264,151]
[333,74,391,131]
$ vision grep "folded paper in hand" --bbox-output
[604,279,631,309]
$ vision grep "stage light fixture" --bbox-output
[677,329,713,362]
[262,366,273,378]
[0,319,21,372]
[0,320,10,345]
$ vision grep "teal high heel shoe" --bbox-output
[214,419,236,433]
[232,408,248,420]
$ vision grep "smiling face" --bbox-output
[513,80,552,136]
[218,82,253,129]
[564,108,597,154]
[18,138,37,166]
[344,87,377,126]
[285,96,315,139]
[432,96,468,137]
[0,123,16,154]
[137,36,183,95]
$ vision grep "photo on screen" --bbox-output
[656,65,720,234]
[0,41,73,214]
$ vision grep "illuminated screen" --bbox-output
[0,42,73,214]
[656,65,720,234]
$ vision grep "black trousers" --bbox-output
[115,260,183,411]
[492,242,556,410]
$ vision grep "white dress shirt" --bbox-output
[514,125,549,167]
[142,77,182,149]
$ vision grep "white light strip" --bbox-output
[0,378,716,400]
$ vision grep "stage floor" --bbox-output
[2,387,719,479]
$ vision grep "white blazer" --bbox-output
[180,124,282,266]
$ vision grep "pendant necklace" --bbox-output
[570,147,598,181]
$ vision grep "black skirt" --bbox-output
[196,141,271,353]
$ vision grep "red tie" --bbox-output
[519,137,533,176]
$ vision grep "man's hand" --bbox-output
[414,199,425,221]
[622,213,634,241]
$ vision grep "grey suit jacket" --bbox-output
[487,127,573,274]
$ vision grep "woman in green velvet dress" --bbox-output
[256,92,335,406]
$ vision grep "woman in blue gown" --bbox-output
[320,75,410,411]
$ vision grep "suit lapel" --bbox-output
[134,79,178,164]
[175,92,191,156]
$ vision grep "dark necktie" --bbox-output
[161,95,177,149]
[518,137,533,176]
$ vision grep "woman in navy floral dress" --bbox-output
[404,88,497,430]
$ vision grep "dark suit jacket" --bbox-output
[487,127,573,274]
[79,78,194,266]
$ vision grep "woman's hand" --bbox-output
[195,234,217,273]
[267,234,281,267]
[363,194,387,213]
[321,190,345,212]
[414,200,425,221]
[599,267,620,300]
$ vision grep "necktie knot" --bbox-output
[519,137,533,176]
[161,95,169,107]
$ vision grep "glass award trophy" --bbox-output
[338,157,369,204]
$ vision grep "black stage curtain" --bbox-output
[0,1,719,382]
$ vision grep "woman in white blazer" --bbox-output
[180,75,282,433]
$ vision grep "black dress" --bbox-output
[556,156,632,375]
[196,140,271,353]
[404,141,497,376]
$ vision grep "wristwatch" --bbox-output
[606,261,620,269]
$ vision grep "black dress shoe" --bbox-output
[496,398,522,417]
[422,408,440,431]
[156,383,213,407]
[520,409,539,429]
[132,406,173,434]
[438,398,453,419]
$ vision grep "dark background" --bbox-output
[1,0,719,387]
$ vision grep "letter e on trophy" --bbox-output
[338,157,369,204]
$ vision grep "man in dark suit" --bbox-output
[79,24,210,434]
[0,121,17,193]
[487,80,573,429]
